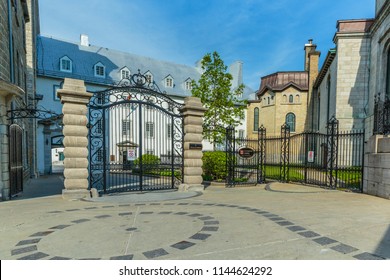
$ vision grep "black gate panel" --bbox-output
[226,126,265,187]
[9,124,23,198]
[226,117,364,191]
[89,73,183,194]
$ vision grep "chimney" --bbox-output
[80,34,89,46]
[304,39,316,71]
[229,61,243,89]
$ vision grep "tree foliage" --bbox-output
[191,51,246,150]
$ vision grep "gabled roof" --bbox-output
[257,71,308,96]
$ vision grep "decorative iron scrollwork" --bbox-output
[373,93,390,135]
[6,105,60,120]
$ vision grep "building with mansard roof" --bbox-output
[36,35,252,174]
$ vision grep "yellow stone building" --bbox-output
[247,40,320,137]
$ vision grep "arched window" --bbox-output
[296,94,300,103]
[286,113,296,132]
[254,108,259,131]
[283,95,287,103]
[267,97,270,105]
[289,95,294,103]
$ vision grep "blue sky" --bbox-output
[39,0,374,91]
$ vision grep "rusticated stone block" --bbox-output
[63,126,88,137]
[63,158,89,169]
[62,115,88,126]
[184,150,203,159]
[64,169,89,179]
[64,178,89,190]
[63,147,88,159]
[62,103,89,115]
[63,137,88,148]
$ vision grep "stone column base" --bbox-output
[1,188,9,201]
[62,189,90,200]
[178,184,204,192]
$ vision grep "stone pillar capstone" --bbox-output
[180,97,207,191]
[57,78,92,200]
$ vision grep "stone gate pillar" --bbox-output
[180,97,207,191]
[57,78,92,200]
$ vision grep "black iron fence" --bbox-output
[373,93,390,135]
[226,117,364,191]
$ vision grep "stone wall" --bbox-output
[363,135,390,199]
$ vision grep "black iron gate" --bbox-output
[226,117,364,191]
[9,124,23,197]
[88,72,184,194]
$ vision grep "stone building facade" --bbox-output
[312,19,373,133]
[247,40,319,137]
[0,0,39,200]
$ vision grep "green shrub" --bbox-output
[202,151,227,180]
[134,154,160,166]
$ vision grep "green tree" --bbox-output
[191,51,246,150]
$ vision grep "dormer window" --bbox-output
[121,67,130,79]
[94,62,105,78]
[184,78,192,90]
[60,56,72,73]
[145,71,153,83]
[165,75,174,88]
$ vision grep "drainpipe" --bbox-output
[7,0,14,83]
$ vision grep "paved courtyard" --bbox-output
[0,175,389,260]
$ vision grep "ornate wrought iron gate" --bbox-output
[226,117,364,191]
[9,124,23,197]
[88,72,184,194]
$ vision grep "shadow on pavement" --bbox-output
[375,225,390,259]
[13,174,64,200]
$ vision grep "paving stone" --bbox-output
[150,203,161,205]
[171,241,195,250]
[269,217,285,221]
[110,255,134,260]
[298,231,320,238]
[30,231,54,237]
[16,239,41,246]
[66,209,80,212]
[126,227,137,232]
[50,256,72,260]
[135,204,146,206]
[118,204,130,207]
[18,252,49,260]
[201,226,219,232]
[118,212,132,216]
[164,203,175,205]
[102,205,115,208]
[71,219,90,224]
[143,248,169,259]
[95,215,111,219]
[191,203,202,205]
[140,212,153,214]
[203,220,219,225]
[287,226,306,232]
[174,212,188,215]
[190,233,211,240]
[49,225,70,230]
[158,211,172,214]
[11,245,37,255]
[48,211,62,214]
[331,243,358,254]
[313,237,338,245]
[276,221,294,226]
[85,207,98,210]
[178,203,189,205]
[199,216,214,220]
[188,213,202,217]
[353,252,385,260]
[204,203,216,206]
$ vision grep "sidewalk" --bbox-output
[0,179,389,260]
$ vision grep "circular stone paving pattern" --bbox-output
[10,201,386,260]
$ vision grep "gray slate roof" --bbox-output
[37,35,253,99]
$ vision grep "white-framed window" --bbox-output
[146,122,154,138]
[184,79,192,90]
[122,120,132,136]
[121,68,130,79]
[53,84,61,101]
[94,62,105,77]
[60,56,72,73]
[145,71,153,83]
[165,76,174,88]
[238,129,244,138]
